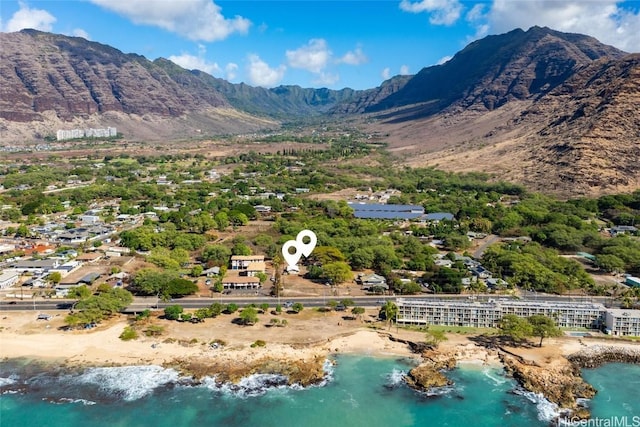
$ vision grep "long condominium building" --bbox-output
[395,298,607,330]
[57,127,117,141]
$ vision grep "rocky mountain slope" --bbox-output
[384,53,640,197]
[0,27,637,196]
[357,26,626,118]
[0,30,277,140]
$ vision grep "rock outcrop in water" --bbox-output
[167,354,328,387]
[404,349,457,393]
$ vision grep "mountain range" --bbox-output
[0,27,638,197]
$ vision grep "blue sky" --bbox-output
[1,1,640,90]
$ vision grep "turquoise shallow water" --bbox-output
[1,356,639,427]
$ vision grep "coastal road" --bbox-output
[0,292,618,314]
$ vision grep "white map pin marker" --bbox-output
[281,229,318,269]
[282,240,302,269]
[297,229,317,257]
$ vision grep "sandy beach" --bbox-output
[0,309,422,369]
[1,308,639,378]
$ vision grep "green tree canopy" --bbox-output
[239,306,259,325]
[499,314,533,344]
[164,305,184,320]
[322,261,353,286]
[527,315,562,347]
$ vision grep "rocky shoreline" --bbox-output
[166,354,329,387]
[567,345,640,368]
[393,337,640,421]
[500,352,596,419]
[496,343,640,420]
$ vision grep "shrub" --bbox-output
[135,309,151,321]
[143,325,164,337]
[119,326,138,341]
[250,339,266,348]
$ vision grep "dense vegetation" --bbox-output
[2,131,639,304]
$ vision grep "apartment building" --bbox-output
[396,298,606,330]
[605,309,640,336]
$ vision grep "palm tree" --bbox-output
[381,301,398,330]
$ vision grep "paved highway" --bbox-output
[0,292,619,313]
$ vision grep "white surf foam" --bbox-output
[513,388,563,423]
[74,365,181,401]
[200,358,335,397]
[385,368,406,388]
[201,373,291,398]
[0,376,17,387]
[56,397,97,406]
[482,367,508,386]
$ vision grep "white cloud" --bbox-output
[169,53,221,75]
[247,54,286,87]
[89,0,250,42]
[225,63,238,81]
[436,55,452,65]
[286,39,332,73]
[485,0,640,52]
[465,3,485,22]
[400,65,410,75]
[313,72,340,86]
[381,67,391,80]
[338,46,368,65]
[3,2,56,32]
[399,0,463,25]
[72,28,90,40]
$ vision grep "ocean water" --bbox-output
[1,356,639,427]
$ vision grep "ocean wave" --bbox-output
[513,387,565,423]
[321,359,335,384]
[200,373,291,398]
[0,376,18,387]
[54,397,97,406]
[482,367,508,386]
[73,365,183,401]
[384,368,406,389]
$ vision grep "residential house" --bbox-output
[486,278,509,289]
[11,259,60,274]
[201,266,220,277]
[230,255,265,270]
[245,262,266,277]
[358,273,389,291]
[76,252,103,264]
[22,276,47,288]
[471,266,492,279]
[80,215,101,225]
[424,212,455,223]
[610,225,638,236]
[221,272,261,290]
[254,205,272,214]
[0,271,20,289]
